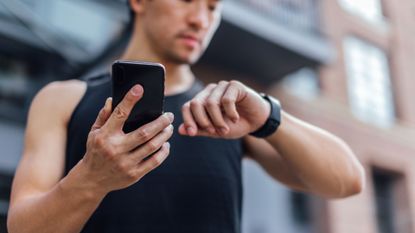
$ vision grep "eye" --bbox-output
[208,1,220,12]
[208,4,217,11]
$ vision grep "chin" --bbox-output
[169,51,202,65]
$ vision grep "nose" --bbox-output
[187,2,210,30]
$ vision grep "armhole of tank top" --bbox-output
[66,80,90,133]
[66,74,111,132]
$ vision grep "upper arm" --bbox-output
[243,135,307,192]
[10,80,86,206]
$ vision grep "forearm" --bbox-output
[265,111,364,198]
[7,161,106,233]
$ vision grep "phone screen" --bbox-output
[112,60,165,133]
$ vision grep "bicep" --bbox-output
[243,136,307,192]
[10,81,86,205]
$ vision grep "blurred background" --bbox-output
[0,0,414,232]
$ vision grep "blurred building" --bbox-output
[0,0,414,233]
[274,0,415,233]
[0,0,128,231]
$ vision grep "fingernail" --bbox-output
[131,85,142,96]
[105,97,111,106]
[105,98,113,113]
[166,142,170,149]
[166,112,174,122]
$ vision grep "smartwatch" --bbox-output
[249,93,282,138]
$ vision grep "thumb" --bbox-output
[91,98,112,131]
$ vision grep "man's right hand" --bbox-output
[79,85,174,195]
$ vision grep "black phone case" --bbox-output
[112,60,165,133]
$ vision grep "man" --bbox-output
[7,0,365,233]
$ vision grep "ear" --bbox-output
[129,0,146,14]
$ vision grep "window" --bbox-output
[290,192,312,226]
[372,169,412,233]
[0,175,11,233]
[343,37,395,127]
[0,200,7,233]
[373,171,397,233]
[282,68,320,100]
[338,0,384,23]
[236,0,319,33]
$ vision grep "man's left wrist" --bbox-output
[249,93,282,138]
[259,94,271,127]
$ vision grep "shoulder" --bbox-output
[36,79,86,97]
[30,79,87,125]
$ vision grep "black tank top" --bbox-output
[65,74,244,233]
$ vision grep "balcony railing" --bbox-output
[229,0,321,35]
[0,0,125,63]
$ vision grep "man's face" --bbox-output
[136,0,222,65]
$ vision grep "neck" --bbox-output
[120,29,195,96]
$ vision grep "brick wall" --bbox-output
[274,0,415,232]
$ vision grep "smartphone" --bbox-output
[111,60,165,133]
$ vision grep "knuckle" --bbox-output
[167,125,174,133]
[101,141,118,159]
[219,80,228,86]
[221,96,233,105]
[114,106,128,120]
[162,127,174,138]
[161,114,171,125]
[152,154,165,167]
[206,83,217,89]
[92,133,106,148]
[147,141,159,152]
[136,128,150,141]
[127,170,138,180]
[102,147,116,160]
[229,80,241,86]
[182,102,190,111]
[206,99,218,108]
[200,120,211,128]
[190,99,202,108]
[124,92,137,103]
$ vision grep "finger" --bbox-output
[190,84,217,134]
[91,98,112,131]
[206,81,230,134]
[178,124,188,135]
[221,82,240,122]
[123,112,174,151]
[106,85,143,132]
[129,125,174,163]
[180,102,197,136]
[135,142,171,175]
[189,128,220,138]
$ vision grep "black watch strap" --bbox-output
[249,93,282,138]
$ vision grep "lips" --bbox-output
[178,33,202,48]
